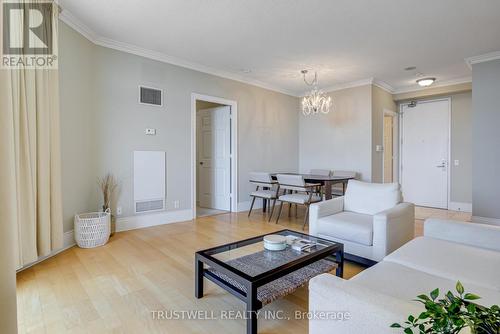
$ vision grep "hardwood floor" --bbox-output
[17,206,470,334]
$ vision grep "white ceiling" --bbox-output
[59,0,500,96]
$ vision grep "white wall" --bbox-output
[472,59,500,222]
[59,22,99,232]
[299,85,373,180]
[450,92,472,204]
[372,85,397,182]
[59,22,299,229]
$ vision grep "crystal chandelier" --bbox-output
[301,70,332,116]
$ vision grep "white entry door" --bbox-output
[197,106,231,211]
[401,99,449,209]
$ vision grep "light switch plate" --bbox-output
[145,128,156,135]
[454,160,459,166]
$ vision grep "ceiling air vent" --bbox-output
[139,85,163,106]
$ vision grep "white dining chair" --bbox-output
[331,170,358,196]
[248,172,279,221]
[309,169,332,198]
[310,169,332,176]
[275,174,322,229]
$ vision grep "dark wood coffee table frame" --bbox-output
[195,230,344,334]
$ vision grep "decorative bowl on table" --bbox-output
[263,235,287,251]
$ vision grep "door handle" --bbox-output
[436,164,446,168]
[199,162,204,165]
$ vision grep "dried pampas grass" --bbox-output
[98,173,117,211]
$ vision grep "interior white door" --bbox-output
[401,99,449,209]
[197,106,231,210]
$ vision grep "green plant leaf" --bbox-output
[417,294,431,302]
[418,311,430,319]
[446,291,455,302]
[389,284,500,334]
[430,288,439,301]
[463,293,481,300]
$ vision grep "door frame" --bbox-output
[191,93,238,218]
[382,109,397,183]
[399,97,451,209]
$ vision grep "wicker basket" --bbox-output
[74,209,111,248]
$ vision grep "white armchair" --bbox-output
[309,180,414,264]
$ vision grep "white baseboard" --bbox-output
[448,202,472,213]
[236,199,264,212]
[63,229,75,247]
[472,216,500,226]
[17,230,75,272]
[18,209,194,271]
[115,209,193,232]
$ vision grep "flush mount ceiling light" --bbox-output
[301,70,332,116]
[416,77,436,87]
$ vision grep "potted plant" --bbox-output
[391,281,499,334]
[98,173,118,236]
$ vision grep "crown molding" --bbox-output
[93,37,298,96]
[59,8,97,42]
[372,79,395,94]
[301,77,395,97]
[59,9,297,97]
[59,8,396,99]
[59,7,476,100]
[316,78,374,96]
[392,76,472,95]
[465,51,500,69]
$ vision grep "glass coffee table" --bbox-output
[195,229,343,334]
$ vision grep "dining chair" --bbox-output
[331,170,358,196]
[248,172,279,221]
[309,169,332,198]
[275,174,322,229]
[309,169,332,176]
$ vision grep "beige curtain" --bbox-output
[0,0,63,268]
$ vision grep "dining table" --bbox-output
[263,173,355,212]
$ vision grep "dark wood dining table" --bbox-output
[263,173,355,212]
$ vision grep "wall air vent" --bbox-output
[139,85,163,106]
[133,150,166,214]
[135,199,164,213]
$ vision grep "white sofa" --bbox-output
[309,180,414,263]
[309,219,500,334]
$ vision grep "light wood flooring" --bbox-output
[17,206,470,334]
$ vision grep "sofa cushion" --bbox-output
[351,261,500,307]
[344,180,401,215]
[309,273,423,334]
[424,219,500,252]
[315,211,373,246]
[384,237,500,291]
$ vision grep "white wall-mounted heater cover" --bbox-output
[133,151,166,213]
